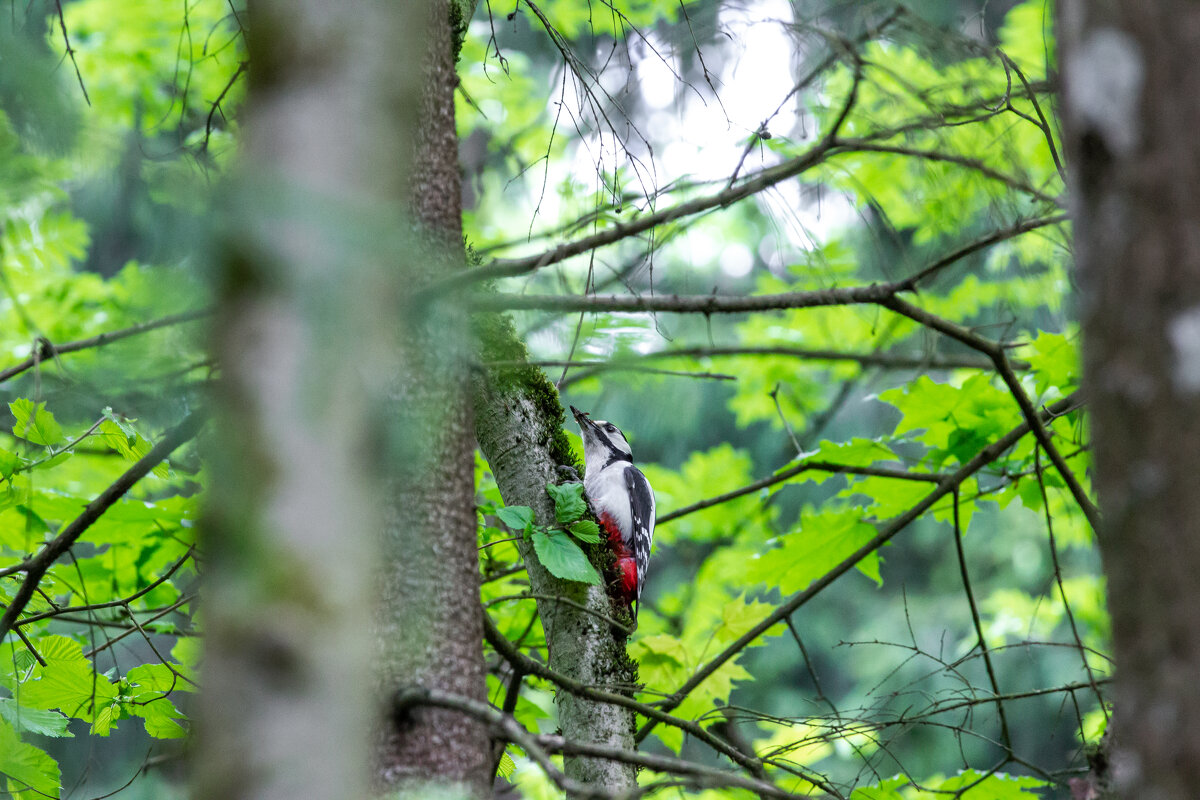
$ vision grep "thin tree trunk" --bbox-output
[1061,4,1200,798]
[473,318,640,792]
[373,0,492,794]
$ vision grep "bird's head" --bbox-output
[570,405,633,470]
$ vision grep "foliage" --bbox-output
[0,0,1112,797]
[467,0,1103,796]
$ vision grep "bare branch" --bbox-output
[472,282,900,314]
[397,685,827,799]
[15,547,195,627]
[829,139,1062,205]
[950,488,1013,752]
[54,0,91,106]
[0,309,211,385]
[897,214,1068,290]
[657,460,943,526]
[436,135,842,293]
[547,346,1018,390]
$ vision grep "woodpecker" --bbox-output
[570,406,655,621]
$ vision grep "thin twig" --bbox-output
[950,487,1012,753]
[657,460,942,526]
[54,0,91,105]
[16,547,195,627]
[1033,446,1108,719]
[0,309,211,385]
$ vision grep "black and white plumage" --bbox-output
[570,406,655,618]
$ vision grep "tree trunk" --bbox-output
[197,0,425,796]
[372,0,491,795]
[1061,4,1200,798]
[199,0,490,797]
[473,316,640,792]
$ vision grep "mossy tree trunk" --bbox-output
[1062,3,1200,798]
[473,315,640,792]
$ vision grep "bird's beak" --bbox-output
[569,405,594,430]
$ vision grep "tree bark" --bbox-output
[372,0,491,794]
[473,316,640,793]
[1061,4,1200,798]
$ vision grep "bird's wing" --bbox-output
[624,465,655,599]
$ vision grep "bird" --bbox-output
[570,406,655,622]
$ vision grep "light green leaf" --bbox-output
[127,662,196,695]
[935,770,1048,798]
[496,750,516,778]
[496,505,534,532]
[546,481,587,524]
[16,636,119,730]
[530,530,601,584]
[0,697,72,738]
[129,695,187,739]
[98,418,168,479]
[101,406,138,441]
[10,399,64,447]
[0,448,22,479]
[568,519,601,543]
[849,775,909,799]
[0,716,61,798]
[748,508,882,593]
[171,637,201,671]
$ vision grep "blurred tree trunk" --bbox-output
[1061,3,1200,798]
[198,0,489,798]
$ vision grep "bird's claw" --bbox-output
[556,464,582,483]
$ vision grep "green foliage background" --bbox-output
[0,0,1102,797]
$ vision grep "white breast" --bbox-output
[585,464,633,542]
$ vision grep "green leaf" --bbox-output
[127,662,196,694]
[10,399,64,447]
[98,418,168,479]
[546,481,587,524]
[0,448,22,479]
[496,749,516,778]
[849,775,908,799]
[0,716,61,798]
[530,530,601,584]
[496,505,534,532]
[101,406,138,442]
[569,519,601,543]
[0,697,72,738]
[128,695,188,739]
[935,770,1048,798]
[16,636,119,730]
[748,508,882,593]
[171,637,201,670]
[1023,328,1080,395]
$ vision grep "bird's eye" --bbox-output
[606,424,617,432]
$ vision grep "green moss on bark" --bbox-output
[471,309,579,472]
